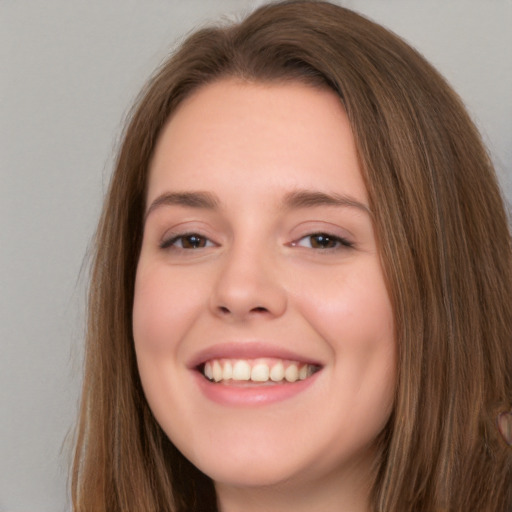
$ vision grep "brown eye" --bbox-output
[160,233,214,250]
[309,234,338,249]
[294,233,353,250]
[181,234,208,249]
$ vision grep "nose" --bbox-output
[209,243,287,322]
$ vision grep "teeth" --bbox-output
[270,361,284,382]
[251,363,270,382]
[212,360,223,382]
[232,360,251,380]
[201,358,318,384]
[223,361,233,380]
[284,364,299,382]
[204,361,213,380]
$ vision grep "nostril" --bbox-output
[218,306,230,314]
[252,306,268,313]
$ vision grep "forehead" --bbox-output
[147,79,367,206]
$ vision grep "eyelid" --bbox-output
[291,232,354,250]
[288,220,355,248]
[160,231,217,250]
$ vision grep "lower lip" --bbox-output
[193,371,320,406]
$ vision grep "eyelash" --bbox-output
[160,232,353,251]
[160,232,215,250]
[292,233,354,250]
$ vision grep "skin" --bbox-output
[133,79,396,512]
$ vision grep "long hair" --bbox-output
[72,1,512,510]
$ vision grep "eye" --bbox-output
[160,233,215,250]
[293,233,353,250]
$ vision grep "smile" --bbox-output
[202,358,321,384]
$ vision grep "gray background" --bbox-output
[1,1,511,511]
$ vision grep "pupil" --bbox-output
[184,235,204,248]
[312,234,334,248]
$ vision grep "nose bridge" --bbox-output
[210,234,287,320]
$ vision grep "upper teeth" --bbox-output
[202,358,317,383]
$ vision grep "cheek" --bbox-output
[294,261,396,407]
[132,275,166,353]
[132,265,206,353]
[132,266,201,438]
[295,262,395,348]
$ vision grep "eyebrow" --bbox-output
[144,188,371,222]
[282,190,371,215]
[145,191,219,222]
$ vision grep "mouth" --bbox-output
[189,343,324,405]
[199,358,322,385]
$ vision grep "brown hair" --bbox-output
[72,1,512,510]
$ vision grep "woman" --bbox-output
[72,1,512,510]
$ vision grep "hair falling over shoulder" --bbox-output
[71,1,512,510]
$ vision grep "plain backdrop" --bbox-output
[1,1,511,511]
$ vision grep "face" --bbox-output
[133,79,396,497]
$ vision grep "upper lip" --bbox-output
[186,341,324,370]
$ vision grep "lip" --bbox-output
[192,367,321,406]
[188,341,323,406]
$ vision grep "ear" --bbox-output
[497,410,512,446]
